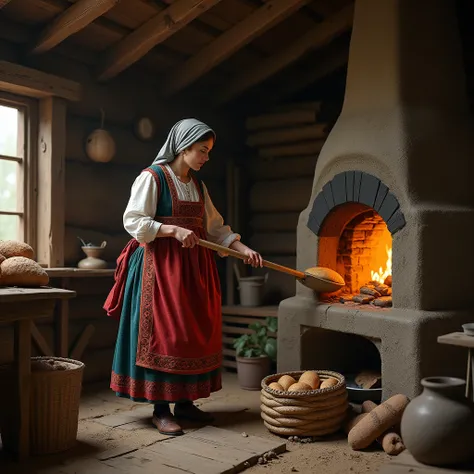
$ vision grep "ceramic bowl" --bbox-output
[462,323,474,336]
[345,373,382,403]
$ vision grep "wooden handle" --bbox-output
[198,239,305,279]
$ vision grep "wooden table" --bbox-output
[437,332,474,401]
[0,287,76,460]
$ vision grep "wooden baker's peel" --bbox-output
[198,239,345,293]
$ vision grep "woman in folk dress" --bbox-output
[104,118,262,436]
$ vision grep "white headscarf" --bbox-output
[152,118,216,165]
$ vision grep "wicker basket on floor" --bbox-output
[29,357,85,455]
[261,370,349,437]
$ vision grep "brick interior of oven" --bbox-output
[337,210,392,297]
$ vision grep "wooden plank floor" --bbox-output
[379,451,474,473]
[102,426,286,474]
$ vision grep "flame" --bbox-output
[370,245,392,283]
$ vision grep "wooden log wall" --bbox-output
[0,38,235,383]
[243,101,332,303]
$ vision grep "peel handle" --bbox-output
[197,239,305,279]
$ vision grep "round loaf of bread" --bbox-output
[0,256,49,287]
[0,240,34,259]
[310,267,345,285]
[268,382,284,391]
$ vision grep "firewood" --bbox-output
[355,371,381,389]
[373,296,393,307]
[360,285,381,298]
[374,283,390,296]
[352,294,375,304]
[384,275,392,287]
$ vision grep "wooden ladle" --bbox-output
[198,239,345,293]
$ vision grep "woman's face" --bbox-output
[183,137,214,171]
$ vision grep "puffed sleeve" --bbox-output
[123,171,162,243]
[202,181,241,248]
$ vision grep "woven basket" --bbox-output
[261,370,349,437]
[29,357,85,455]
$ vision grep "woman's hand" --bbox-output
[242,247,263,268]
[173,226,199,248]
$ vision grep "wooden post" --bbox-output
[36,97,66,267]
[225,158,235,305]
[15,318,31,459]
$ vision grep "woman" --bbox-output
[104,118,262,436]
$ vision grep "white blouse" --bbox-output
[123,165,241,248]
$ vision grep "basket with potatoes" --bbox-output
[260,370,349,437]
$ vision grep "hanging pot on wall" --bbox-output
[85,109,116,163]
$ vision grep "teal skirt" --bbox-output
[110,246,221,403]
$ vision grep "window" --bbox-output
[0,93,37,245]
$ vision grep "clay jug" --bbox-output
[400,376,474,467]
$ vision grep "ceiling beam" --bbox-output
[0,0,12,9]
[31,0,119,54]
[214,4,354,105]
[96,0,223,82]
[161,0,311,96]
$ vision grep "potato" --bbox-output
[268,382,284,391]
[278,375,297,391]
[320,377,339,389]
[287,382,312,392]
[299,370,320,389]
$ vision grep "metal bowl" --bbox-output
[345,373,382,404]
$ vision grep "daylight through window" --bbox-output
[0,102,25,241]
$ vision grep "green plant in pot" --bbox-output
[233,317,277,390]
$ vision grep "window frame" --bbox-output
[0,91,38,248]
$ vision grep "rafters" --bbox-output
[214,4,354,105]
[31,0,119,54]
[161,0,310,96]
[96,0,223,82]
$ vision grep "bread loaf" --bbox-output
[0,240,34,259]
[0,257,49,287]
[348,394,409,450]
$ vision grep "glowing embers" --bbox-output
[335,211,393,308]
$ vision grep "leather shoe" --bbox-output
[152,413,184,436]
[174,402,214,423]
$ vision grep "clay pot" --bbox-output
[400,377,474,467]
[78,246,107,269]
[236,356,271,391]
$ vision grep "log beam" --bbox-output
[0,60,81,102]
[215,4,353,104]
[31,0,119,54]
[97,0,223,82]
[162,0,310,96]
